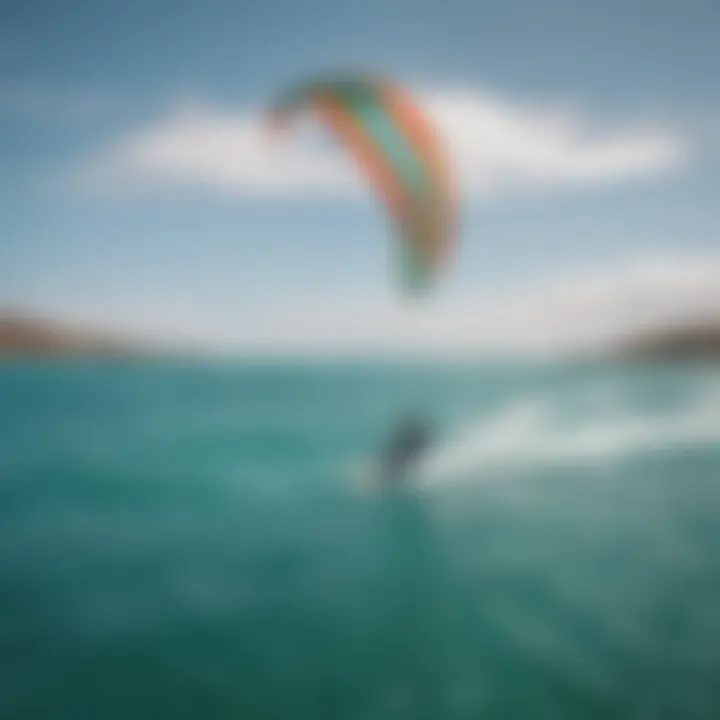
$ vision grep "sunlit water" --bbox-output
[1,360,720,719]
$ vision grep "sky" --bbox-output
[1,0,719,353]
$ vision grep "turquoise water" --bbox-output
[1,360,720,719]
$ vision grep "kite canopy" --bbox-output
[268,74,456,295]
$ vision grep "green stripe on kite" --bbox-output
[333,83,431,199]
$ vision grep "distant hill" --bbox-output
[615,319,720,361]
[3,310,720,362]
[0,313,132,358]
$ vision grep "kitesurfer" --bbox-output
[382,412,432,483]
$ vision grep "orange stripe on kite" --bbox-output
[311,94,411,228]
[378,83,456,266]
[381,89,442,173]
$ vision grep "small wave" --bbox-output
[418,378,720,485]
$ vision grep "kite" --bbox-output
[269,74,457,294]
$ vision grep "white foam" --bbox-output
[417,378,720,486]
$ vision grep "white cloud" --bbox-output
[212,254,720,356]
[82,88,687,200]
[82,104,355,197]
[425,90,686,197]
[41,254,720,357]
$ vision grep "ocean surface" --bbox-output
[1,360,720,719]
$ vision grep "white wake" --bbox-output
[417,378,720,486]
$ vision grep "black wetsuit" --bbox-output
[382,419,431,482]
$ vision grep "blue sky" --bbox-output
[1,0,719,352]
